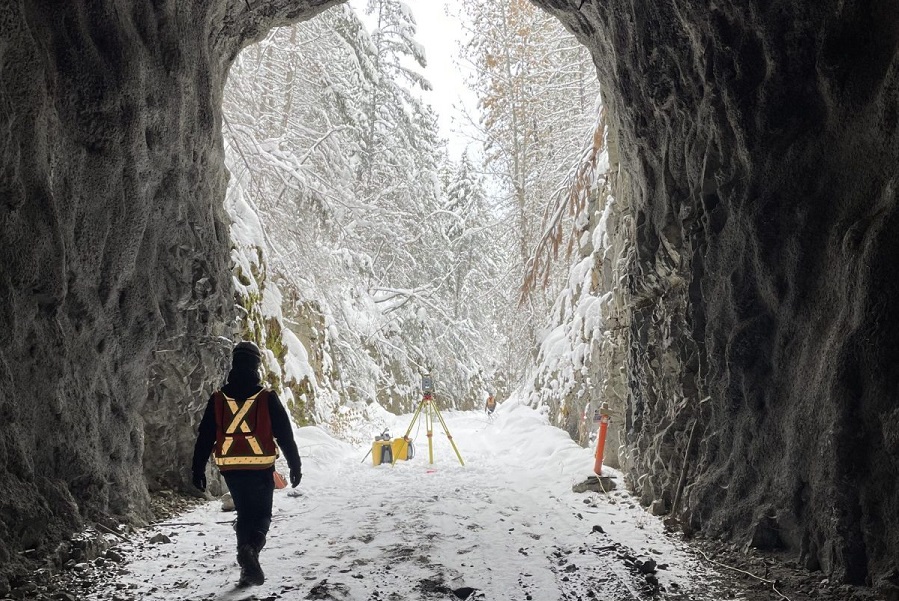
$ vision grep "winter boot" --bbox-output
[250,531,267,553]
[237,544,265,587]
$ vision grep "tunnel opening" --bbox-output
[211,0,610,441]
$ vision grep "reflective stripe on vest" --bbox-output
[214,390,277,470]
[216,456,277,466]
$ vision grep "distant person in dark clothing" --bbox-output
[192,341,302,588]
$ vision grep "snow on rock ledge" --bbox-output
[225,170,339,428]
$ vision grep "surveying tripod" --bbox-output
[393,392,464,466]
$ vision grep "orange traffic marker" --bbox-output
[593,403,611,475]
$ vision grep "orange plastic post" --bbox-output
[593,404,611,475]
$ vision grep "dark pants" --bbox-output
[223,469,274,550]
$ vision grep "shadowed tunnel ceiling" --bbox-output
[0,0,897,591]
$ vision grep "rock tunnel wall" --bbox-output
[536,0,899,588]
[0,0,337,585]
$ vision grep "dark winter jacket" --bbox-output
[191,367,302,477]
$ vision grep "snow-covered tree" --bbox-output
[221,4,509,423]
[457,0,601,391]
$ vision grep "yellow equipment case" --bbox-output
[391,437,413,461]
[371,440,392,466]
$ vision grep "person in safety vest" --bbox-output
[191,341,302,588]
[485,394,497,415]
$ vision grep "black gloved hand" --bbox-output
[290,468,302,488]
[192,472,207,492]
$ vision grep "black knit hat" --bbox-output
[232,341,262,367]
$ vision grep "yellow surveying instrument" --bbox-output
[393,375,464,466]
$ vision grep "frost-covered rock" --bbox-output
[523,114,630,469]
[224,179,340,427]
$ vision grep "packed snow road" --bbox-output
[91,403,723,601]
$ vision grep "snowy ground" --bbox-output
[90,401,730,601]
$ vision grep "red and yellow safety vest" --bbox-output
[213,390,277,471]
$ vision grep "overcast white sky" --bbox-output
[348,0,479,159]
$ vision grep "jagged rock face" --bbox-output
[0,0,338,584]
[537,0,899,587]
